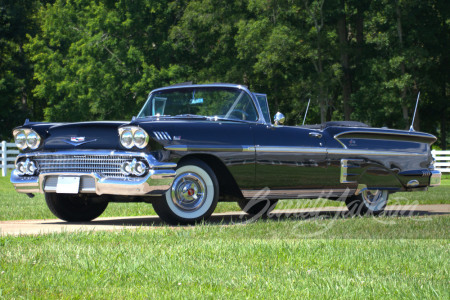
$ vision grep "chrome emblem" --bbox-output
[63,137,97,146]
[71,137,85,142]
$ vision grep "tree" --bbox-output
[0,0,42,140]
[2,0,447,148]
[26,0,188,122]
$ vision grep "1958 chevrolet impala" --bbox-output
[11,83,441,224]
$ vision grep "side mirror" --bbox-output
[274,112,285,126]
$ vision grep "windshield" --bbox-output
[138,87,259,122]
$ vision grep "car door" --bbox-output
[253,124,327,191]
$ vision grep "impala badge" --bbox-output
[71,137,85,142]
[63,137,97,146]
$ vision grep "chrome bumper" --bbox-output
[10,151,177,196]
[430,170,441,187]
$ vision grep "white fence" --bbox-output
[1,141,450,176]
[0,141,19,177]
[431,150,450,173]
[1,141,19,177]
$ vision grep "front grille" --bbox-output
[33,154,140,178]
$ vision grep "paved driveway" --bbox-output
[1,204,449,236]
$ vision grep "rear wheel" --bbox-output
[45,193,108,222]
[345,189,388,216]
[237,198,278,217]
[153,159,219,225]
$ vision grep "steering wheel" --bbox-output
[229,109,249,120]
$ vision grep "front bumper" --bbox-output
[10,150,177,196]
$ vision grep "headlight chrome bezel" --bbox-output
[13,129,42,150]
[26,131,41,150]
[118,126,149,150]
[120,129,134,149]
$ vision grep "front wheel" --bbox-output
[345,189,388,216]
[45,193,108,222]
[152,159,219,225]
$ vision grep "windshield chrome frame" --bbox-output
[137,83,268,125]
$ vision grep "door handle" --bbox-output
[309,132,322,138]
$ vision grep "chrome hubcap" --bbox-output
[362,190,385,207]
[171,172,206,211]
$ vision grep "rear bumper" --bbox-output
[10,151,176,196]
[429,170,441,187]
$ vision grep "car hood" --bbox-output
[43,121,127,150]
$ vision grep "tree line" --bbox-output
[1,0,448,148]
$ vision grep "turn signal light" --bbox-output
[16,159,38,176]
[120,159,147,176]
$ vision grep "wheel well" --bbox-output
[178,154,243,201]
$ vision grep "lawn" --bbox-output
[1,172,449,298]
[0,217,449,299]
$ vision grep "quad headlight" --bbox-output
[118,126,149,149]
[13,129,41,150]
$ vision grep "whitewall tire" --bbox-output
[152,159,219,225]
[345,189,388,216]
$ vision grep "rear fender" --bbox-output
[340,159,403,190]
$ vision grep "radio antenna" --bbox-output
[409,91,420,132]
[302,98,311,125]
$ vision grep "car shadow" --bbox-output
[44,207,449,227]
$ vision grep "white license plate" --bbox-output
[56,176,80,194]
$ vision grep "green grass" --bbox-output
[1,172,449,298]
[1,171,449,221]
[1,216,449,299]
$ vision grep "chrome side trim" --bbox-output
[398,170,432,177]
[165,145,324,154]
[165,145,255,152]
[334,130,436,140]
[153,131,172,140]
[328,149,423,157]
[334,137,348,149]
[334,130,437,148]
[256,146,326,154]
[242,188,355,199]
[165,145,188,151]
[164,145,422,157]
[340,159,364,183]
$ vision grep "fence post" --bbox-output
[1,141,6,177]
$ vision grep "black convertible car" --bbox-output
[11,83,441,224]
